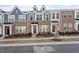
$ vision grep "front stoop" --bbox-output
[32,34,36,38]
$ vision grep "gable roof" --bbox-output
[9,6,23,14]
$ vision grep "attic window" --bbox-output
[34,8,36,11]
[43,8,45,11]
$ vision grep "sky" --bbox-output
[0,5,79,11]
[0,0,79,11]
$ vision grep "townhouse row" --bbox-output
[0,5,79,36]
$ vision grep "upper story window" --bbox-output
[0,15,2,22]
[18,15,26,22]
[8,15,15,22]
[30,14,33,20]
[63,12,72,18]
[52,13,55,19]
[41,5,46,12]
[36,14,42,20]
[56,13,59,19]
[45,14,49,20]
[76,12,79,18]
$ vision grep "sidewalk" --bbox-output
[0,35,79,44]
[0,35,79,41]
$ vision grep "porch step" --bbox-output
[32,34,36,38]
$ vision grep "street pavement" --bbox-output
[0,43,79,53]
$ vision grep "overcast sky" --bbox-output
[0,0,79,11]
[0,5,79,11]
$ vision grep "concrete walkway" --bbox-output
[0,35,79,41]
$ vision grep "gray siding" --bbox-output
[10,7,23,21]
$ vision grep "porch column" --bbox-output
[3,25,5,36]
[10,26,12,35]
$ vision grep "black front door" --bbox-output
[5,26,10,35]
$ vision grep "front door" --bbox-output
[31,24,38,34]
[5,26,10,35]
[78,24,79,31]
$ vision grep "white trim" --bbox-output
[31,24,38,34]
[3,24,13,36]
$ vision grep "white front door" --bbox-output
[31,24,38,34]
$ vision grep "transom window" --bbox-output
[18,15,26,22]
[8,15,15,22]
[0,15,2,22]
[15,26,26,33]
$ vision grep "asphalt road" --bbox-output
[0,44,79,53]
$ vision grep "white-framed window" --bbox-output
[36,14,42,20]
[40,25,49,32]
[8,15,15,22]
[15,26,26,33]
[18,15,26,22]
[52,13,55,19]
[0,15,2,22]
[56,13,59,19]
[45,14,49,20]
[29,14,34,20]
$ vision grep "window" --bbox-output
[76,12,79,18]
[8,15,15,22]
[45,14,49,20]
[15,26,26,33]
[52,13,55,19]
[36,14,42,20]
[69,23,72,28]
[64,24,68,29]
[0,15,2,22]
[63,12,72,18]
[56,13,59,19]
[30,15,33,20]
[18,15,26,22]
[42,8,45,11]
[34,8,36,11]
[64,23,72,29]
[40,25,49,32]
